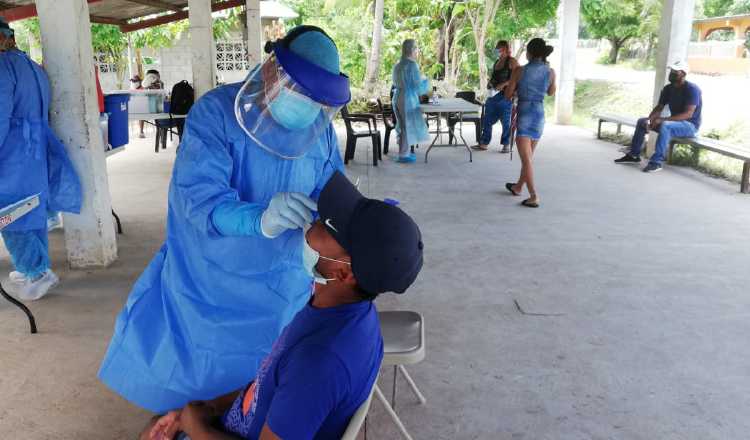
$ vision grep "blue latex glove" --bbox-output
[261,192,317,238]
[211,192,316,238]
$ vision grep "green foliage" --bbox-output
[11,18,40,59]
[91,24,128,70]
[700,0,750,16]
[212,8,243,40]
[284,0,558,93]
[132,21,187,51]
[581,0,647,63]
[702,0,736,16]
[581,0,643,41]
[729,0,750,13]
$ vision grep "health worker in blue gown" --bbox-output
[0,19,81,301]
[98,25,351,413]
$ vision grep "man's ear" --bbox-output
[336,266,357,287]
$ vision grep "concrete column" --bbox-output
[36,0,117,268]
[188,0,216,99]
[554,0,580,125]
[246,0,263,68]
[127,34,134,83]
[652,0,696,106]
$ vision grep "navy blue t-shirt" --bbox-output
[658,81,702,129]
[220,300,383,439]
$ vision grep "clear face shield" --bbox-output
[234,44,351,159]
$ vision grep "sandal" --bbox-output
[505,183,519,196]
[521,198,539,208]
[471,144,489,151]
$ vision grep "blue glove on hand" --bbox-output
[211,201,266,237]
[260,192,317,238]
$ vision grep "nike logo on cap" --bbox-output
[325,218,338,233]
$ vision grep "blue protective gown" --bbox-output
[392,58,430,149]
[0,49,81,231]
[98,82,344,413]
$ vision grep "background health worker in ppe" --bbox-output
[0,18,81,302]
[99,25,351,413]
[392,39,430,164]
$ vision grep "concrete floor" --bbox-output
[2,123,750,440]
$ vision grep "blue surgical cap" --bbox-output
[288,30,340,75]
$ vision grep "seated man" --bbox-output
[614,60,702,173]
[141,170,424,440]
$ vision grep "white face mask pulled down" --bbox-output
[302,225,351,285]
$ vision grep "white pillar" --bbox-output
[652,0,696,106]
[246,0,263,68]
[127,34,134,83]
[554,0,580,125]
[36,0,117,268]
[188,0,216,99]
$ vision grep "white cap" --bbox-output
[668,60,689,74]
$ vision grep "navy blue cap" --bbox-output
[0,17,13,38]
[318,171,423,294]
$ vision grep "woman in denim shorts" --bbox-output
[504,38,556,208]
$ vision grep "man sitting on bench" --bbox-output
[614,60,702,173]
[141,171,424,440]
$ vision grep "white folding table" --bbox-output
[0,194,41,333]
[128,112,187,121]
[420,98,481,163]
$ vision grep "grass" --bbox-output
[567,79,750,184]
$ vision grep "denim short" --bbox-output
[516,101,545,141]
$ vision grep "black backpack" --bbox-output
[170,80,194,115]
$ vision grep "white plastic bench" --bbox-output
[594,112,639,139]
[669,137,750,193]
[596,113,750,194]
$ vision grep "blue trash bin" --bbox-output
[104,93,130,149]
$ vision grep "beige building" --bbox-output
[689,13,750,75]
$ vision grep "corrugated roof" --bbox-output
[0,0,297,31]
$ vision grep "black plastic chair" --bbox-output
[154,118,181,153]
[341,106,382,166]
[376,98,396,155]
[447,91,483,145]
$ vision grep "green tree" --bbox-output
[90,24,129,86]
[702,0,735,16]
[581,0,644,64]
[364,0,385,93]
[728,0,750,13]
[131,21,188,80]
[465,0,504,97]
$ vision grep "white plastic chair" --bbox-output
[373,311,426,440]
[340,385,375,440]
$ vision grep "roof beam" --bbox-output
[120,0,244,33]
[122,0,185,13]
[0,0,103,22]
[91,15,129,26]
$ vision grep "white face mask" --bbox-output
[302,225,351,285]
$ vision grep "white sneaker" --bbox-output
[17,270,59,301]
[47,213,63,231]
[500,144,511,154]
[9,271,25,285]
